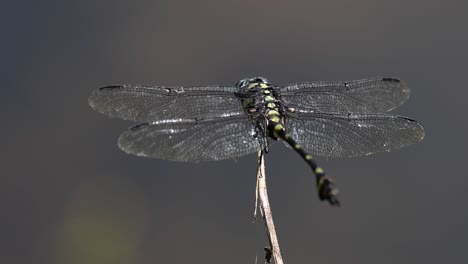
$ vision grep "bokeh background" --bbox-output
[2,0,467,263]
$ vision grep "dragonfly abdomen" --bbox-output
[267,120,340,206]
[240,78,341,206]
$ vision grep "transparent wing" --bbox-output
[279,78,410,113]
[118,113,265,162]
[285,111,425,158]
[88,85,243,122]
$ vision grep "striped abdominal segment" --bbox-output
[267,119,340,206]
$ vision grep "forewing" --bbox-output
[88,85,243,122]
[118,114,264,162]
[280,78,410,113]
[285,111,425,158]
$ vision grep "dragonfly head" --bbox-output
[235,77,269,88]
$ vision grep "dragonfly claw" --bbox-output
[317,177,340,207]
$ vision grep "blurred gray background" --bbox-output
[2,0,467,263]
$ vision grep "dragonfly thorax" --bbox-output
[237,78,286,141]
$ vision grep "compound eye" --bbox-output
[255,77,268,83]
[235,79,248,87]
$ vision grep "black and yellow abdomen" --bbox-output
[239,78,340,206]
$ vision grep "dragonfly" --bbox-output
[88,77,425,206]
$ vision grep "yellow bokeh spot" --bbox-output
[52,175,149,264]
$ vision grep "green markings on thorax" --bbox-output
[243,82,282,126]
[242,98,253,108]
[247,82,269,90]
[248,83,258,90]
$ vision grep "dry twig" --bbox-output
[254,151,284,264]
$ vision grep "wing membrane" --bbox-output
[88,85,243,122]
[280,78,410,113]
[285,111,425,158]
[118,114,264,162]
